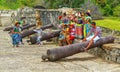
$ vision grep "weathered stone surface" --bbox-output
[88,43,120,64]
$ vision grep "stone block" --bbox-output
[117,57,120,63]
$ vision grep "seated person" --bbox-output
[59,31,65,46]
[83,22,102,51]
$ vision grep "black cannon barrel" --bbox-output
[3,24,35,31]
[29,31,60,44]
[42,36,115,61]
[21,24,54,38]
[21,24,36,30]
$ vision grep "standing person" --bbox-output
[67,24,76,44]
[75,12,83,39]
[83,18,91,38]
[34,19,43,45]
[61,12,69,25]
[83,22,102,51]
[85,12,92,23]
[10,22,22,47]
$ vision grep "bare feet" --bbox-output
[84,48,88,52]
[16,45,19,47]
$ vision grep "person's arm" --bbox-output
[83,31,91,41]
[91,31,98,40]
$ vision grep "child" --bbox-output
[10,21,22,47]
[67,24,76,44]
[58,31,65,46]
[36,20,42,29]
[34,29,43,45]
[10,30,20,47]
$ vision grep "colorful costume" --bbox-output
[83,24,91,38]
[11,26,22,45]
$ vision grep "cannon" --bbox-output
[3,24,35,31]
[41,36,115,61]
[21,24,54,38]
[28,30,60,44]
[21,24,36,30]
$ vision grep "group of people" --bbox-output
[9,10,102,50]
[58,11,102,50]
[9,10,43,47]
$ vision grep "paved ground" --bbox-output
[0,27,120,72]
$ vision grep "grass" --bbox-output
[95,17,120,31]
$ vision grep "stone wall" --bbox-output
[0,8,61,27]
[87,44,120,63]
[37,9,61,26]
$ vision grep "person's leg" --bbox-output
[36,37,40,44]
[93,36,100,43]
[84,36,100,51]
[59,40,64,46]
[84,39,93,51]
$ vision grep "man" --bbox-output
[83,22,101,51]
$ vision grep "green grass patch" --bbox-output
[0,6,10,10]
[95,17,120,31]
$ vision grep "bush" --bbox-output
[113,5,120,17]
[103,4,113,16]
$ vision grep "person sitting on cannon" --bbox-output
[83,22,102,51]
[33,19,43,45]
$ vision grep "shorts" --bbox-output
[69,35,75,40]
[86,35,100,43]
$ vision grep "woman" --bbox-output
[83,19,91,38]
[61,12,69,25]
[11,22,22,47]
[75,12,83,39]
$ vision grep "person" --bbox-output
[83,18,91,38]
[34,19,43,45]
[83,22,102,51]
[59,30,65,46]
[36,20,42,29]
[10,22,22,47]
[67,24,76,44]
[75,12,83,39]
[34,29,43,45]
[61,12,69,25]
[85,12,92,23]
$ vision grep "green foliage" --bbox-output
[0,0,120,17]
[97,0,120,16]
[45,0,84,8]
[0,0,36,9]
[102,4,113,16]
[113,5,120,17]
